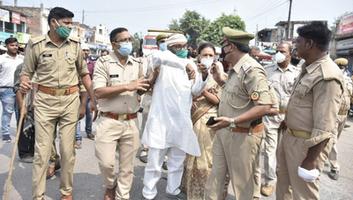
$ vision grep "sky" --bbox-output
[5,0,353,36]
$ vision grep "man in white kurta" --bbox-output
[141,34,207,200]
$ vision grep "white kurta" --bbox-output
[141,50,206,156]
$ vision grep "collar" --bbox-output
[110,52,133,66]
[232,54,250,73]
[44,33,70,47]
[304,55,329,74]
[275,63,295,72]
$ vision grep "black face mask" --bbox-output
[291,57,301,66]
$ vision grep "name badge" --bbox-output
[110,74,119,78]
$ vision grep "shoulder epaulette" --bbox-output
[30,35,46,46]
[130,56,142,64]
[69,36,80,43]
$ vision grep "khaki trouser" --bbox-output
[329,115,347,171]
[205,129,262,200]
[261,114,285,186]
[95,115,140,200]
[32,91,79,200]
[276,130,333,200]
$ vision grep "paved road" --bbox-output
[1,113,353,200]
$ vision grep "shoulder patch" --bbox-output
[250,91,260,101]
[30,35,46,45]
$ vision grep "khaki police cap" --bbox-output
[156,34,168,43]
[334,58,348,66]
[222,27,254,45]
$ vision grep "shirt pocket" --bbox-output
[292,82,312,107]
[223,83,251,109]
[65,54,77,71]
[38,52,56,73]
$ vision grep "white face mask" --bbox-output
[275,52,286,64]
[200,57,214,69]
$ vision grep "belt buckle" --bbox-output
[118,114,127,120]
[55,89,66,96]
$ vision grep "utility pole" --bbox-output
[82,10,85,24]
[286,0,293,40]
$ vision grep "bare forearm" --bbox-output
[16,91,23,110]
[202,90,219,105]
[82,74,94,100]
[306,139,329,161]
[80,92,88,105]
[234,105,271,124]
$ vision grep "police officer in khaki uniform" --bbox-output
[327,58,353,180]
[20,7,95,200]
[276,22,343,200]
[205,27,277,200]
[93,27,149,200]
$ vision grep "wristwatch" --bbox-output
[229,118,236,129]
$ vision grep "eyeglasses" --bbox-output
[115,37,133,43]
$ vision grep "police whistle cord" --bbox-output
[3,94,27,200]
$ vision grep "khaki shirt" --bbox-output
[265,63,301,111]
[93,53,143,114]
[286,55,344,147]
[338,74,353,114]
[21,34,89,88]
[219,54,274,128]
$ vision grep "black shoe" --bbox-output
[328,170,339,180]
[162,161,168,170]
[166,192,186,200]
[139,148,148,163]
[87,133,95,140]
[2,135,11,143]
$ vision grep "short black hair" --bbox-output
[48,7,74,25]
[5,37,17,45]
[231,41,250,53]
[297,22,331,51]
[110,27,128,42]
[197,42,216,55]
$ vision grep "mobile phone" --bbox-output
[206,116,217,126]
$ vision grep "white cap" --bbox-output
[81,43,89,50]
[165,33,187,47]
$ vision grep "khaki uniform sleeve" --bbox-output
[76,45,89,77]
[243,68,273,105]
[21,40,37,79]
[305,80,342,147]
[93,59,108,90]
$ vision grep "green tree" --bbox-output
[200,14,246,45]
[169,10,210,47]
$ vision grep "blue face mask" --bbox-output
[117,42,132,57]
[159,42,167,51]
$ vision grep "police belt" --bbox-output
[101,112,137,121]
[287,128,311,139]
[230,119,263,136]
[38,85,79,96]
[0,86,13,88]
